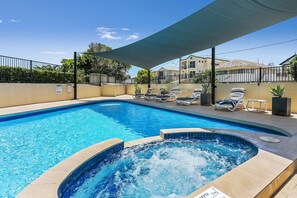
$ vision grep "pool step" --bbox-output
[274,173,297,198]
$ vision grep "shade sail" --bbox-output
[95,0,297,69]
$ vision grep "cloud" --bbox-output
[126,33,140,40]
[96,27,122,40]
[9,19,20,23]
[121,28,130,31]
[41,51,67,55]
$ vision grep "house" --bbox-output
[180,55,228,79]
[216,59,265,72]
[215,59,269,82]
[279,54,297,80]
[153,66,179,84]
[279,54,297,67]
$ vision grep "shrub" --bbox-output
[192,69,211,83]
[0,66,74,83]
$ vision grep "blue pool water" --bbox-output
[0,101,282,197]
[61,138,257,198]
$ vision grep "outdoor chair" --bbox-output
[133,93,144,99]
[176,89,202,106]
[214,88,245,111]
[144,88,158,100]
[155,88,182,103]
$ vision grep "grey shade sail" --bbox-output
[95,0,297,69]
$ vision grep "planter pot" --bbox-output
[201,94,212,106]
[272,97,291,116]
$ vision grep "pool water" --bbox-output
[0,101,280,197]
[61,138,257,198]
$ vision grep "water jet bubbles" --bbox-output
[63,139,257,198]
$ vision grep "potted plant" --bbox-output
[134,84,141,95]
[200,83,212,106]
[269,85,291,116]
[160,88,169,96]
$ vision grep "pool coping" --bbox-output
[17,129,297,198]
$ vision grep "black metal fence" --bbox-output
[0,54,73,83]
[216,65,297,83]
[151,65,296,84]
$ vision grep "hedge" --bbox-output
[0,66,74,83]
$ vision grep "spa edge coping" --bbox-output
[0,99,291,137]
[17,128,297,198]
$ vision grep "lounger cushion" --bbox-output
[155,95,170,98]
[145,94,157,97]
[216,99,238,108]
[176,97,196,101]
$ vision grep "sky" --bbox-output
[0,0,297,77]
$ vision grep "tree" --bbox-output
[192,69,211,83]
[136,69,153,84]
[60,43,131,84]
[61,59,74,72]
[81,43,131,84]
[110,60,132,83]
[290,55,297,80]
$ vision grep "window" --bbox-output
[189,71,196,78]
[189,61,196,68]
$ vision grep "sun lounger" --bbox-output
[214,88,245,111]
[176,89,202,105]
[144,88,158,100]
[133,93,144,99]
[155,88,182,102]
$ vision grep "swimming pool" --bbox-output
[0,101,284,197]
[60,137,257,197]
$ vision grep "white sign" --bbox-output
[194,187,231,198]
[56,84,62,94]
[67,85,72,93]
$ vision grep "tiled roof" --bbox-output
[216,59,267,70]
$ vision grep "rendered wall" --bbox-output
[126,84,148,95]
[77,84,101,99]
[151,84,202,97]
[0,83,74,108]
[101,84,126,96]
[216,82,297,112]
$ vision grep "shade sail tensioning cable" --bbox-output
[94,0,297,69]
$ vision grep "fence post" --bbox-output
[30,60,33,82]
[178,57,181,84]
[148,69,151,88]
[211,47,216,104]
[258,67,262,85]
[74,52,77,99]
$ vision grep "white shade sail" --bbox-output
[95,0,297,69]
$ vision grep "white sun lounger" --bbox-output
[214,88,245,111]
[155,88,182,102]
[144,88,158,100]
[176,89,202,106]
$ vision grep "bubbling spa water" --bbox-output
[61,138,257,198]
